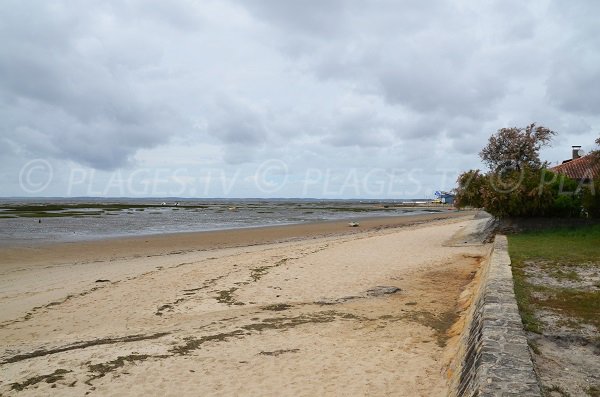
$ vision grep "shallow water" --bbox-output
[0,198,439,244]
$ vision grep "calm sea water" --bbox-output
[0,198,441,244]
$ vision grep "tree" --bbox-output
[478,167,556,218]
[479,123,556,172]
[455,170,486,208]
[455,123,587,218]
[592,136,600,164]
[456,167,582,218]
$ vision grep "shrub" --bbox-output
[551,194,581,217]
[544,170,582,217]
[582,179,600,218]
[480,168,555,218]
[456,168,583,218]
[455,170,486,209]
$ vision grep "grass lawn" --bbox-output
[508,224,600,332]
[508,224,600,397]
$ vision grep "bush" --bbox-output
[455,124,594,219]
[455,170,486,208]
[480,168,555,218]
[455,168,583,218]
[551,194,581,217]
[544,170,582,217]
[582,179,600,218]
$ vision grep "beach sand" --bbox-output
[0,211,488,396]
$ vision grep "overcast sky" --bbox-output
[1,0,599,198]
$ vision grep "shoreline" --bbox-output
[0,202,455,246]
[0,210,487,396]
[0,210,474,270]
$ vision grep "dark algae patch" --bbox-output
[2,332,170,364]
[87,354,168,384]
[262,303,293,311]
[215,288,245,305]
[250,258,288,282]
[11,369,71,391]
[241,311,364,333]
[0,203,215,218]
[169,330,246,355]
[250,266,271,282]
[587,386,600,397]
[259,349,300,356]
[169,310,366,356]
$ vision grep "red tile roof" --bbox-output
[550,153,600,181]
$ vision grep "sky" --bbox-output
[1,0,599,198]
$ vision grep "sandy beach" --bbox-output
[0,211,488,396]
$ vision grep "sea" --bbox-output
[0,198,441,245]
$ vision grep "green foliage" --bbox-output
[455,168,583,218]
[552,195,580,217]
[481,167,556,218]
[544,170,583,217]
[454,169,486,208]
[455,124,593,218]
[582,179,600,218]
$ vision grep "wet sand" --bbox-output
[0,211,472,270]
[0,211,487,396]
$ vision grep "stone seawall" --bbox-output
[449,235,541,397]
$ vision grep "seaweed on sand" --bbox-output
[11,369,71,391]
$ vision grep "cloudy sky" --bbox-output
[1,0,599,198]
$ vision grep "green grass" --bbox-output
[508,224,600,333]
[509,225,600,265]
[511,270,543,333]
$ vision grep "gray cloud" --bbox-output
[0,1,185,169]
[235,0,546,137]
[1,0,599,197]
[547,61,600,115]
[542,2,600,116]
[208,97,269,145]
[240,0,349,37]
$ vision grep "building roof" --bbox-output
[550,153,600,181]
